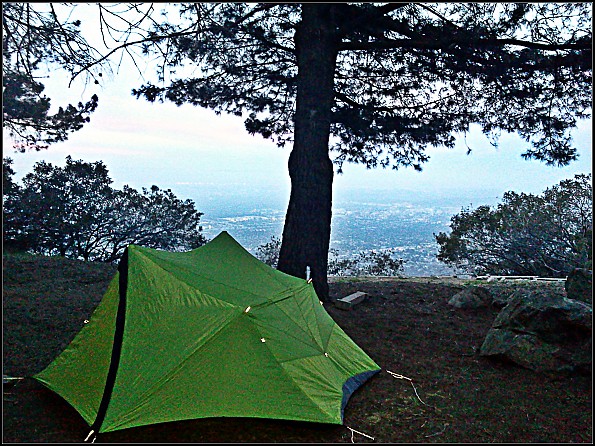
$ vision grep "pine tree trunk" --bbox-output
[277,5,338,301]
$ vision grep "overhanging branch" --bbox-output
[339,36,591,52]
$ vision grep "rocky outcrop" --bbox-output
[447,284,528,309]
[565,268,592,304]
[479,288,592,375]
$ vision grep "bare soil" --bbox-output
[3,253,592,443]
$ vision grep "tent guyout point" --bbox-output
[34,231,380,436]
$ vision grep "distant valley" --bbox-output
[182,185,502,277]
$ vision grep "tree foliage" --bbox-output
[328,249,405,277]
[255,235,282,268]
[2,158,23,252]
[2,3,101,151]
[5,2,586,165]
[256,236,404,277]
[4,157,207,261]
[435,173,593,277]
[130,3,591,169]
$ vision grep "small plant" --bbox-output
[255,236,281,267]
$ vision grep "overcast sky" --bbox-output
[4,4,592,211]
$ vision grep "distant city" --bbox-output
[180,185,503,277]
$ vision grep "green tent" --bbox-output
[34,231,380,436]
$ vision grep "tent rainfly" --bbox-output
[34,231,381,437]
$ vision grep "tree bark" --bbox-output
[277,5,338,301]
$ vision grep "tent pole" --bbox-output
[89,248,130,437]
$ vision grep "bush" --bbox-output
[3,156,207,261]
[328,249,405,277]
[255,236,281,267]
[2,158,25,252]
[255,236,405,276]
[435,173,592,277]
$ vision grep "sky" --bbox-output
[4,4,593,215]
[5,67,591,212]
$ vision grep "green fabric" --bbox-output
[34,275,120,426]
[33,231,380,433]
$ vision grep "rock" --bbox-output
[488,291,511,309]
[448,286,492,309]
[479,288,592,375]
[565,268,592,304]
[482,282,567,309]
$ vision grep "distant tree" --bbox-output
[356,250,405,277]
[540,173,593,270]
[2,3,100,151]
[326,249,358,277]
[6,4,592,299]
[8,157,207,261]
[435,174,593,277]
[15,156,114,258]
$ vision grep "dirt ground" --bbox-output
[3,253,592,443]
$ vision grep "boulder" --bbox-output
[448,286,492,309]
[479,288,592,375]
[565,268,592,304]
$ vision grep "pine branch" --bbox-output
[339,36,591,52]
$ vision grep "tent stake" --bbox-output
[83,429,96,443]
[346,426,375,442]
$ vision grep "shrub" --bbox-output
[4,156,206,261]
[256,236,405,276]
[435,173,592,277]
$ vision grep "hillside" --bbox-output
[3,252,592,443]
